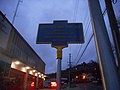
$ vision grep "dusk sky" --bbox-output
[1,0,119,74]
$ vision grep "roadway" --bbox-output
[40,83,103,90]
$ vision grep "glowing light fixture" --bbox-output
[44,75,47,77]
[76,76,78,79]
[82,75,86,79]
[35,73,38,76]
[33,70,36,72]
[15,61,20,65]
[21,67,26,72]
[39,75,41,78]
[29,71,33,74]
[43,78,45,81]
[26,66,30,69]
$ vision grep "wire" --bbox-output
[74,4,108,65]
[73,20,91,64]
[73,7,91,64]
[73,0,79,22]
[75,33,94,65]
[73,8,90,62]
[102,8,107,16]
[73,12,92,65]
[69,0,79,54]
[70,0,81,57]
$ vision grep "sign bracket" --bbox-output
[53,46,67,59]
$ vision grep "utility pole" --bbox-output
[104,0,120,70]
[68,53,72,88]
[88,0,120,90]
[12,0,22,24]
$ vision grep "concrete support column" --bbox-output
[24,70,28,90]
[36,74,39,89]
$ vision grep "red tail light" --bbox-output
[30,82,35,87]
[50,82,57,88]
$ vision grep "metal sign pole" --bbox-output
[88,0,120,90]
[56,58,61,90]
[55,46,63,90]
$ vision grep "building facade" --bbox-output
[0,11,46,90]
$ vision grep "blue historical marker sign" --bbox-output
[36,20,84,46]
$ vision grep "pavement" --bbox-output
[39,82,103,90]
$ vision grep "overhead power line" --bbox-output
[73,5,91,64]
[75,33,94,65]
[73,20,91,64]
[74,6,107,66]
[73,0,79,21]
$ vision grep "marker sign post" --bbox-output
[36,20,84,90]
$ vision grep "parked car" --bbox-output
[43,81,51,88]
[87,74,94,82]
[44,80,57,89]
